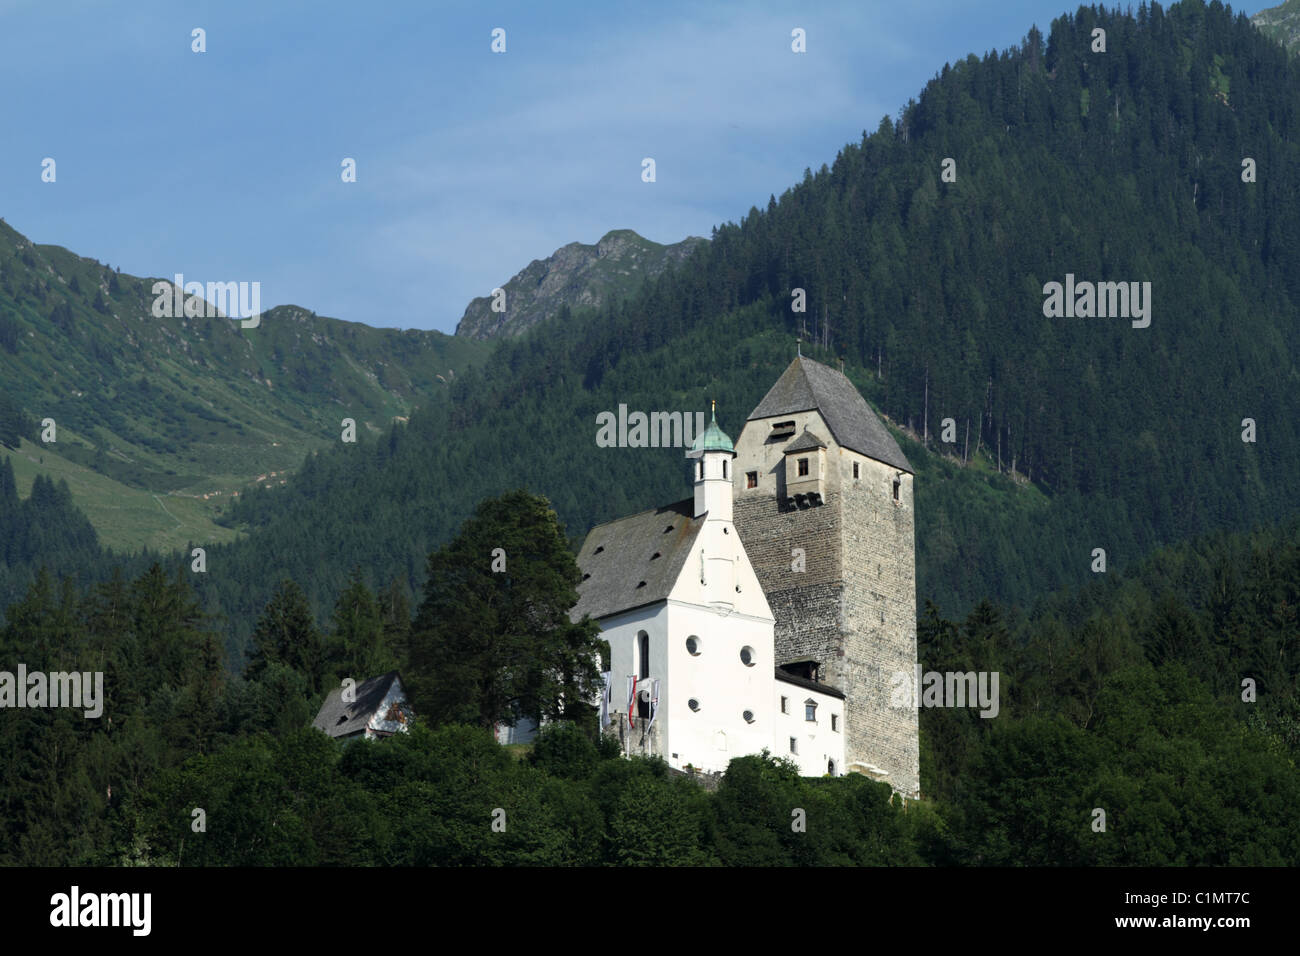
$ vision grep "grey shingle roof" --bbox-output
[312,671,404,739]
[783,427,827,454]
[570,498,704,622]
[748,356,912,473]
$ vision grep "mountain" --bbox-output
[6,0,1300,666]
[185,0,1300,658]
[0,217,490,552]
[1252,0,1300,53]
[453,229,706,340]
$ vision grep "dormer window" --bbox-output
[770,420,796,439]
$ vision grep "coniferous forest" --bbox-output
[2,490,1297,865]
[2,0,1300,871]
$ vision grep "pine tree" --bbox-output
[244,579,324,695]
[407,490,603,730]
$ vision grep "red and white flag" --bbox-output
[627,675,638,728]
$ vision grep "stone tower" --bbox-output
[731,355,919,797]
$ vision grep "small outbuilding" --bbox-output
[312,671,413,741]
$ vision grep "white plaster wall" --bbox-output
[664,600,774,773]
[772,681,846,776]
[495,718,539,744]
[596,603,669,736]
[365,678,412,738]
[669,515,772,619]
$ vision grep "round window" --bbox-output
[686,635,700,656]
[688,698,701,712]
[742,709,755,724]
[740,645,756,666]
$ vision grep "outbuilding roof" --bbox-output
[312,671,406,739]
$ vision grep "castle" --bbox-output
[569,355,920,797]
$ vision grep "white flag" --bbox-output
[646,679,661,734]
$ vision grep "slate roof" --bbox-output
[748,356,912,473]
[774,667,846,699]
[783,427,827,454]
[570,498,704,623]
[312,671,405,739]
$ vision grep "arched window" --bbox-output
[723,459,729,480]
[638,631,650,679]
[828,759,836,775]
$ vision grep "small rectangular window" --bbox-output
[831,714,839,732]
[746,471,758,489]
[853,462,859,479]
[805,702,817,722]
[789,737,798,754]
[893,477,901,501]
[798,457,809,477]
[780,696,788,714]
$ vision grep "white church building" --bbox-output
[570,400,846,777]
[503,355,920,793]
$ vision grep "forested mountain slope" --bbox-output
[190,1,1300,655]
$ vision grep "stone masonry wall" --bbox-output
[733,409,920,798]
[839,457,919,797]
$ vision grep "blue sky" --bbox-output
[1,1,1260,333]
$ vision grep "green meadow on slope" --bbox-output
[0,216,491,551]
[0,439,239,554]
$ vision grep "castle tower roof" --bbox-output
[747,356,912,473]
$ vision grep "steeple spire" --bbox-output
[687,399,736,520]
